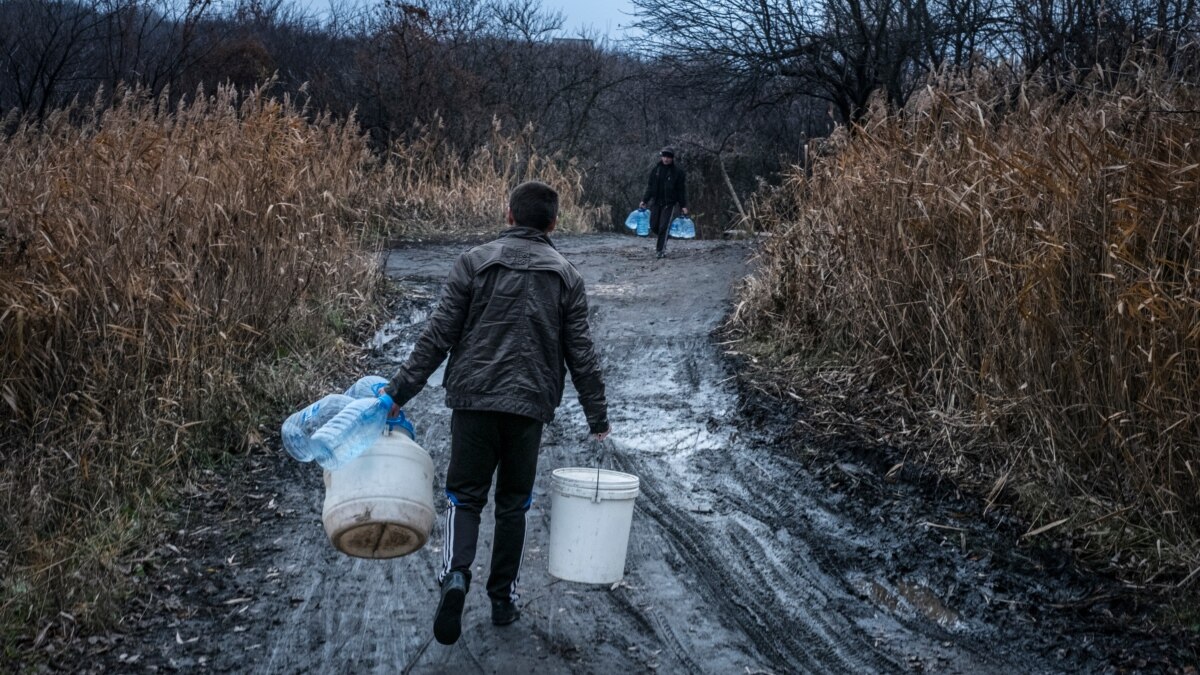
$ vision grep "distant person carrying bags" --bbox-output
[384,181,611,646]
[639,146,688,259]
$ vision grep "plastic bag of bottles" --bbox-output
[625,208,650,236]
[669,216,696,239]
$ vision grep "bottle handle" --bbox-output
[384,401,417,441]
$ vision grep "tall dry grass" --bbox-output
[0,85,599,643]
[734,66,1200,583]
[0,85,380,637]
[380,118,604,234]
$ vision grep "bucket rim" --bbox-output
[551,467,640,493]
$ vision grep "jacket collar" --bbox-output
[499,226,556,248]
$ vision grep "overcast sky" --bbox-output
[543,0,638,37]
[310,0,640,38]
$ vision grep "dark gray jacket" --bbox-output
[387,227,609,434]
[642,161,687,207]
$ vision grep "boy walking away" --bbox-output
[639,146,688,259]
[385,181,610,646]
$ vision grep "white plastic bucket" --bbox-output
[322,432,435,559]
[548,467,640,584]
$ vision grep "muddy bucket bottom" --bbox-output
[322,496,435,560]
[330,521,423,559]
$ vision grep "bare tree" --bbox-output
[631,0,940,123]
[631,0,1199,123]
[0,0,103,117]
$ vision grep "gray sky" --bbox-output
[310,0,640,39]
[543,0,638,38]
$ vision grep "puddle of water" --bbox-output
[589,282,641,299]
[618,425,724,455]
[370,306,431,350]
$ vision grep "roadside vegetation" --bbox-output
[0,84,593,649]
[733,63,1200,587]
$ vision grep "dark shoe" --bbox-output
[491,599,520,626]
[656,251,666,259]
[434,571,467,645]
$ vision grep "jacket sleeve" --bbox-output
[641,166,656,204]
[562,276,609,434]
[387,253,473,408]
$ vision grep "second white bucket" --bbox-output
[548,467,640,584]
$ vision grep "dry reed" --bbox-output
[734,65,1200,583]
[0,84,380,637]
[378,118,603,234]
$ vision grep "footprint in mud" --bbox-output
[679,354,701,391]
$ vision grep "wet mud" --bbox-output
[64,233,1195,673]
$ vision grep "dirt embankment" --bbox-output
[43,233,1197,674]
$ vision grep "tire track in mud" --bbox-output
[583,252,886,671]
[612,450,899,673]
[606,586,705,673]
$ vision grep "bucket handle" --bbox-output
[591,437,615,503]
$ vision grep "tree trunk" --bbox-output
[718,152,746,233]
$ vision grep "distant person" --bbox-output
[639,146,688,259]
[385,181,610,646]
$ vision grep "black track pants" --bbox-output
[440,409,544,602]
[649,202,678,254]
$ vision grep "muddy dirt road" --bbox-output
[83,233,1192,673]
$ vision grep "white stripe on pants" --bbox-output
[440,501,456,582]
[508,509,529,602]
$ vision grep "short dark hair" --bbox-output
[509,181,559,231]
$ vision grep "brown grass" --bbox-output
[0,85,379,639]
[734,65,1200,584]
[379,118,603,235]
[0,84,599,645]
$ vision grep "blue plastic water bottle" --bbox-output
[669,216,696,239]
[346,374,413,440]
[281,394,355,462]
[625,208,649,234]
[310,393,396,470]
[344,375,389,399]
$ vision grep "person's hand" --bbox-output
[638,201,646,209]
[389,402,403,419]
[593,429,610,441]
[681,207,689,215]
